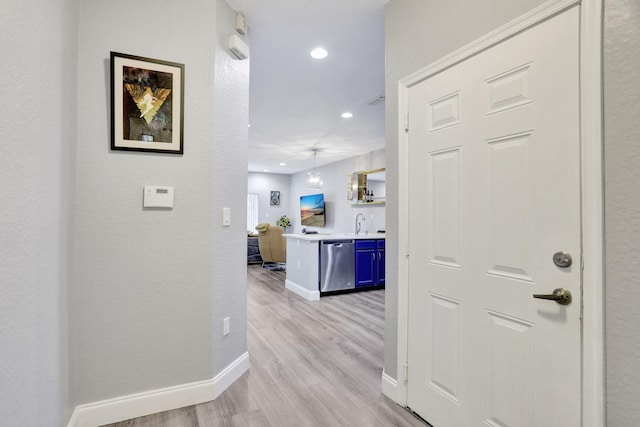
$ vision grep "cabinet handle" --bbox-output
[371,253,375,261]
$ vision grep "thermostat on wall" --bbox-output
[143,185,174,208]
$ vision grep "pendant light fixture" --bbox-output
[306,148,323,188]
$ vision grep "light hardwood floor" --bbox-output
[101,265,427,427]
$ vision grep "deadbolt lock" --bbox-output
[552,251,572,268]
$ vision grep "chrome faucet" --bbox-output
[355,213,366,235]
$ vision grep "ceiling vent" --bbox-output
[228,34,249,60]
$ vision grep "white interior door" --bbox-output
[406,7,581,427]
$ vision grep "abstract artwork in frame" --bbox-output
[270,191,281,206]
[111,52,184,154]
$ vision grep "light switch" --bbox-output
[222,207,231,226]
[143,185,174,208]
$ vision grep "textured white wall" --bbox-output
[211,0,251,377]
[248,173,292,229]
[0,0,78,425]
[73,0,250,404]
[384,0,547,380]
[289,149,386,235]
[604,0,640,424]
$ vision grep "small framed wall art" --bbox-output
[270,191,281,206]
[111,52,185,154]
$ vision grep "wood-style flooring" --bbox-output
[101,265,427,427]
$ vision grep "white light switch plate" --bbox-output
[143,186,174,208]
[223,317,230,336]
[222,207,231,226]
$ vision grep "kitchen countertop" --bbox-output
[284,233,385,241]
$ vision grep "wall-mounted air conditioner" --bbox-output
[228,34,249,60]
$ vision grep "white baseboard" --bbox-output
[67,408,79,427]
[381,369,404,405]
[285,279,320,301]
[68,351,249,427]
[212,351,250,399]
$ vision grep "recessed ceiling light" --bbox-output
[280,163,286,166]
[310,47,328,59]
[263,169,269,172]
[341,112,353,119]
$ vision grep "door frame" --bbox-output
[394,0,604,425]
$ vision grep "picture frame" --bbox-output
[270,191,281,206]
[111,52,185,154]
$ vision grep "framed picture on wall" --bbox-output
[270,191,281,206]
[110,52,185,154]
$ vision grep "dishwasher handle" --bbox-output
[322,240,355,247]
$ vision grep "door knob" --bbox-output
[533,288,572,305]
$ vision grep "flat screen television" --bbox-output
[300,193,325,227]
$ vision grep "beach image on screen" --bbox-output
[300,193,325,227]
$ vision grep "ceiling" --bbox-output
[226,0,387,175]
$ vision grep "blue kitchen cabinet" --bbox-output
[355,239,385,288]
[376,239,385,285]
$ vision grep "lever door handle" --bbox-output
[533,288,572,305]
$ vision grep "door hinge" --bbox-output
[405,243,410,259]
[404,362,409,383]
[404,114,410,132]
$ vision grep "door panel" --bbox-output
[485,311,534,427]
[486,132,533,282]
[429,148,461,268]
[407,7,581,427]
[428,294,461,403]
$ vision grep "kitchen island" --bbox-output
[284,233,385,301]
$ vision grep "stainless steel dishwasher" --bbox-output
[320,240,355,292]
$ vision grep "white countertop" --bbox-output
[284,233,385,241]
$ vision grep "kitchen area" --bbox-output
[284,232,385,301]
[281,166,386,301]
